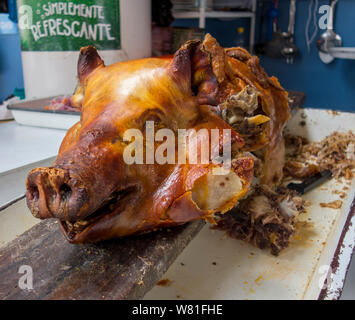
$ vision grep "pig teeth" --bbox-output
[66,221,74,231]
[65,220,88,233]
[74,220,89,228]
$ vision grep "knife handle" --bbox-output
[287,170,333,195]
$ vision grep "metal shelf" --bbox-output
[172,0,257,52]
[205,11,254,18]
[173,10,254,19]
[173,11,200,19]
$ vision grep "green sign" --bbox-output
[17,0,121,51]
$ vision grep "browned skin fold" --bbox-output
[26,35,290,243]
[202,34,290,186]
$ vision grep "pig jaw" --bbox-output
[55,161,253,244]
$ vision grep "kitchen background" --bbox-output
[1,0,355,111]
[172,0,355,111]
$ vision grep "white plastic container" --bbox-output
[18,0,152,99]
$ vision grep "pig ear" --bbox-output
[77,46,105,84]
[169,40,218,106]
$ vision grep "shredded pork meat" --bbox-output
[214,130,355,256]
[213,185,305,256]
[284,131,355,180]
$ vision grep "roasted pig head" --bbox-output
[26,37,260,243]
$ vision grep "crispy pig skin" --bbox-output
[26,35,289,243]
[202,34,290,186]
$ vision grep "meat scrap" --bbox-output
[319,200,343,209]
[213,185,306,256]
[332,190,347,199]
[284,131,355,180]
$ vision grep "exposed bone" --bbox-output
[220,85,259,120]
[191,170,243,211]
[247,114,270,126]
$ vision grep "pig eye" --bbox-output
[137,109,166,129]
[191,85,198,96]
[145,114,162,123]
[143,116,165,132]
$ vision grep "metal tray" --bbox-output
[7,96,80,130]
[145,108,355,300]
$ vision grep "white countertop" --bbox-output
[0,121,66,173]
[0,121,66,207]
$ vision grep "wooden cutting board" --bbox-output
[0,217,204,300]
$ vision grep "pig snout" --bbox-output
[26,167,89,222]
